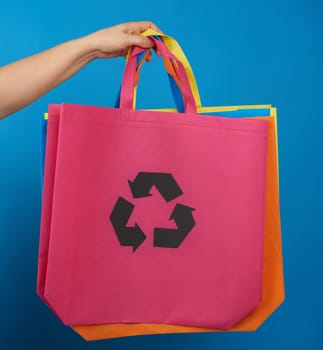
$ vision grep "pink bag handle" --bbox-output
[119,36,197,114]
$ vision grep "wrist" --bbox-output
[65,35,100,64]
[75,34,101,59]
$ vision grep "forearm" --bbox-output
[0,35,96,119]
[0,21,158,120]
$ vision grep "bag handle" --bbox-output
[115,46,185,112]
[133,37,185,112]
[141,29,202,108]
[119,36,197,114]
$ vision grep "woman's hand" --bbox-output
[83,21,161,59]
[0,21,161,119]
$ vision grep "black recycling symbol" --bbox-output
[110,172,195,252]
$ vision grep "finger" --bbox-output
[137,21,163,34]
[128,21,163,35]
[127,35,154,49]
[146,21,163,34]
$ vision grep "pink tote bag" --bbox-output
[38,37,268,330]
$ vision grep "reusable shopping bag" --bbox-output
[38,34,273,337]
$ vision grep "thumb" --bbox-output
[128,35,154,49]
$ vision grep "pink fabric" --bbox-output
[38,37,268,329]
[121,39,196,113]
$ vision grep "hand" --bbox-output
[83,21,162,60]
[0,21,162,119]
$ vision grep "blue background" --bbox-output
[0,0,322,349]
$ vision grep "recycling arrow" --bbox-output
[110,196,146,252]
[110,171,195,251]
[153,204,195,248]
[128,172,183,202]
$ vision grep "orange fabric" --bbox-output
[134,51,150,86]
[163,57,182,89]
[72,115,284,340]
